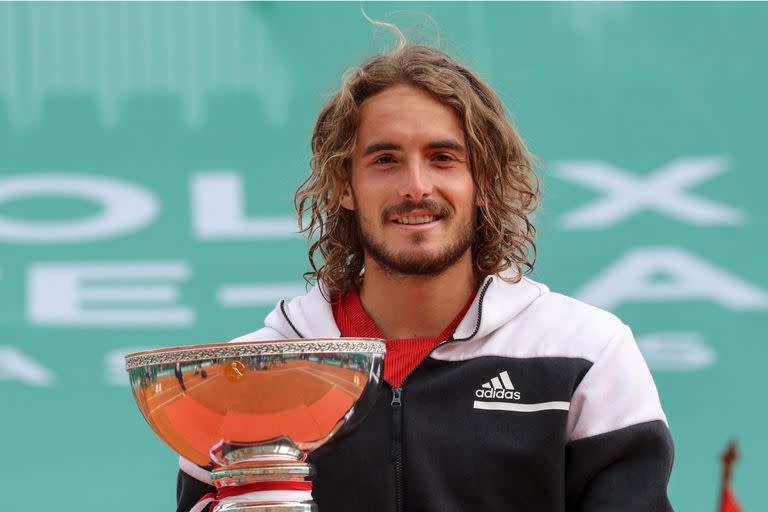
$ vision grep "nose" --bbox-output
[398,158,433,201]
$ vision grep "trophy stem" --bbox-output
[210,462,317,512]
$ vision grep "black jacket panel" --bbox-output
[565,420,675,512]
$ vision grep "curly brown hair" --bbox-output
[295,44,539,298]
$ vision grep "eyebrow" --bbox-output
[363,142,401,156]
[427,140,466,153]
[362,139,466,156]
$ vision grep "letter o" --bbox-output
[0,174,158,243]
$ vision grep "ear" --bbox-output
[340,182,355,210]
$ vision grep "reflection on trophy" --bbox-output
[125,338,386,511]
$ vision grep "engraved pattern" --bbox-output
[125,339,386,369]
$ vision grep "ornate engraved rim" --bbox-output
[124,338,386,370]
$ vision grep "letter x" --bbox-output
[554,157,744,229]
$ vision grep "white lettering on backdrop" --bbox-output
[576,247,768,310]
[0,346,54,386]
[0,174,158,242]
[192,172,298,239]
[637,332,717,371]
[555,157,745,228]
[27,261,194,326]
[218,283,306,307]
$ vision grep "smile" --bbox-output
[393,215,440,225]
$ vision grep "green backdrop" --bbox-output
[1,2,766,510]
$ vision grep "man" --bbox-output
[178,44,674,511]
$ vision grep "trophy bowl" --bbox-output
[126,338,385,512]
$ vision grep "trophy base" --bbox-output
[211,462,317,512]
[214,501,316,512]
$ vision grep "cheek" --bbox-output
[353,178,393,208]
[444,178,476,211]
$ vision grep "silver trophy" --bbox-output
[125,338,385,511]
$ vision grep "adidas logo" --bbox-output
[474,370,521,401]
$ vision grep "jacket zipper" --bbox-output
[389,339,449,512]
[280,277,493,511]
[391,387,404,512]
[388,276,493,512]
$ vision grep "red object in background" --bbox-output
[720,440,743,512]
[720,484,742,512]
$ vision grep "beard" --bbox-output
[355,199,476,277]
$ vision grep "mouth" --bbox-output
[392,214,442,225]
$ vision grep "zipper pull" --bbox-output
[391,387,402,407]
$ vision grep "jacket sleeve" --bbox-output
[177,466,215,512]
[564,324,674,511]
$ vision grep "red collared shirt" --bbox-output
[332,288,475,387]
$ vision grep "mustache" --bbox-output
[381,199,452,221]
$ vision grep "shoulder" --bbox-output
[522,286,628,362]
[229,282,340,342]
[436,276,630,363]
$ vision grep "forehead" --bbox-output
[356,84,464,144]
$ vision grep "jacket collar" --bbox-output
[265,271,548,341]
[451,272,548,341]
[264,282,341,339]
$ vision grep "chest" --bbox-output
[310,355,591,511]
[401,357,589,460]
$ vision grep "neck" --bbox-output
[358,252,477,339]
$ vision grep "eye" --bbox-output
[432,153,456,163]
[373,155,396,165]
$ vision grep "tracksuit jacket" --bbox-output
[177,273,674,511]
